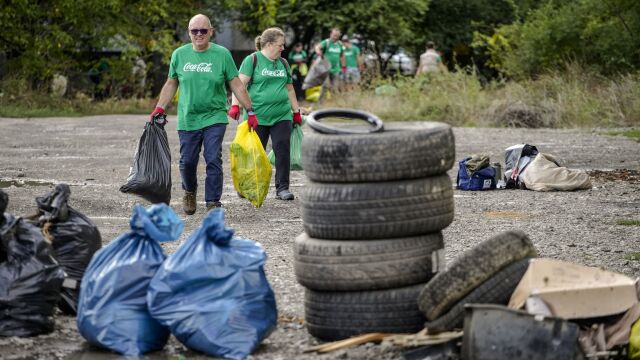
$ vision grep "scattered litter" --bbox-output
[520,153,592,191]
[305,333,392,353]
[509,258,638,319]
[463,304,579,360]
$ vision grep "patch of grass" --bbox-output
[320,65,640,128]
[617,219,640,226]
[607,130,640,140]
[624,252,640,261]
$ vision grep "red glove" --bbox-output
[341,66,347,74]
[247,111,258,130]
[227,104,240,120]
[150,106,165,123]
[293,110,302,126]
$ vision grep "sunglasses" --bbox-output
[189,28,209,35]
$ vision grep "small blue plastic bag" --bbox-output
[77,204,183,355]
[147,208,277,360]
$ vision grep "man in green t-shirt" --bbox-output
[314,28,346,102]
[341,35,363,89]
[150,13,256,215]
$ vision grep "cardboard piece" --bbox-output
[508,258,638,319]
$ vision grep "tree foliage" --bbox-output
[226,0,429,59]
[477,0,640,78]
[0,0,222,85]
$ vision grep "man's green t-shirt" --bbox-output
[320,39,344,75]
[344,45,360,68]
[288,50,307,63]
[239,52,293,126]
[168,43,239,131]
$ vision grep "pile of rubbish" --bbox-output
[457,143,592,192]
[0,185,100,336]
[1,186,277,360]
[296,109,456,340]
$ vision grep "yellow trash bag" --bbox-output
[304,86,331,102]
[630,318,640,359]
[230,121,272,208]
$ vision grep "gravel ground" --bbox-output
[0,115,639,359]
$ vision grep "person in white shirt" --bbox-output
[416,41,447,76]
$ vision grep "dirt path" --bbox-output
[1,115,639,359]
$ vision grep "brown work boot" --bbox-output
[206,201,222,211]
[182,191,196,215]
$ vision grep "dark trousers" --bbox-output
[177,124,226,203]
[256,120,292,193]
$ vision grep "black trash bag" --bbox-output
[0,189,65,337]
[29,184,102,315]
[120,115,171,204]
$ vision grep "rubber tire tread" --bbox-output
[301,175,454,240]
[305,284,426,341]
[302,122,455,182]
[295,232,443,291]
[418,230,537,320]
[424,259,531,332]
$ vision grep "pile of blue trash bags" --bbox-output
[76,204,277,360]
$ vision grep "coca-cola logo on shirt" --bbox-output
[261,69,286,77]
[183,62,213,72]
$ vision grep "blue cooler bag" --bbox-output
[147,208,277,360]
[457,157,497,191]
[77,204,183,355]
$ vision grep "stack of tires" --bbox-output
[295,110,456,341]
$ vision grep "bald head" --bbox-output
[189,14,212,28]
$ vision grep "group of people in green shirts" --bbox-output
[151,15,361,216]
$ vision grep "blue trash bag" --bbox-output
[77,204,183,355]
[147,208,277,360]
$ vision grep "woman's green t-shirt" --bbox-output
[239,52,293,126]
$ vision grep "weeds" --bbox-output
[617,219,640,226]
[322,65,640,128]
[624,252,640,261]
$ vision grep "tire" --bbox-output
[302,121,455,182]
[295,232,444,291]
[418,230,537,321]
[301,175,454,240]
[305,284,426,341]
[424,259,531,332]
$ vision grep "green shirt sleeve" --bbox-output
[223,48,239,81]
[287,52,294,62]
[168,51,178,78]
[239,54,253,77]
[302,50,308,60]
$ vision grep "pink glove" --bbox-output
[227,104,240,120]
[341,66,347,74]
[293,110,302,126]
[247,111,258,130]
[150,106,165,123]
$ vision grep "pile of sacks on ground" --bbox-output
[457,144,592,192]
[0,186,277,360]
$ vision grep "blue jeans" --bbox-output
[178,124,226,203]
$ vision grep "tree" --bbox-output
[226,0,429,70]
[0,1,223,89]
[484,0,640,78]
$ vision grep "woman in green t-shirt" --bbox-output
[228,27,302,201]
